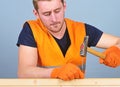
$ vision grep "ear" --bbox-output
[63,1,67,12]
[33,9,39,19]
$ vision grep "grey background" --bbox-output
[0,0,120,78]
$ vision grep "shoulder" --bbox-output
[17,21,37,47]
[85,23,103,34]
[65,18,86,31]
[85,23,103,47]
[22,22,33,35]
[65,18,84,25]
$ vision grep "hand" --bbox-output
[51,63,84,81]
[99,46,120,68]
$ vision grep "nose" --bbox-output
[51,13,57,22]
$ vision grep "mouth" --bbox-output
[51,22,60,26]
[50,23,60,28]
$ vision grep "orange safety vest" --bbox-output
[27,18,86,68]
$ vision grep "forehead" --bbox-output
[37,0,63,11]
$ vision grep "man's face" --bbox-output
[34,0,66,33]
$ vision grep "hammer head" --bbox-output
[80,36,89,57]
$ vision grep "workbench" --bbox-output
[0,78,120,87]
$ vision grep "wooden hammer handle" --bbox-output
[87,47,106,59]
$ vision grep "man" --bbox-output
[17,0,120,80]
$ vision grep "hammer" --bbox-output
[80,36,106,59]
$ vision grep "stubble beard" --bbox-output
[49,20,65,34]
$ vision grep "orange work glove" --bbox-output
[100,46,120,68]
[51,63,84,81]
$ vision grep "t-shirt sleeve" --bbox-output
[85,23,103,47]
[16,22,37,47]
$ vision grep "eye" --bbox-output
[43,12,51,16]
[54,8,61,13]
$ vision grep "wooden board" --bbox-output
[0,78,120,87]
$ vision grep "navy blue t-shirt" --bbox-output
[17,22,103,56]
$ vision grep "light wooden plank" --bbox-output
[0,78,120,86]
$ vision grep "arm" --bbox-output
[18,45,53,78]
[96,33,120,49]
[18,45,84,80]
[17,23,83,80]
[96,33,120,67]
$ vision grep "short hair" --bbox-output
[33,0,64,11]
